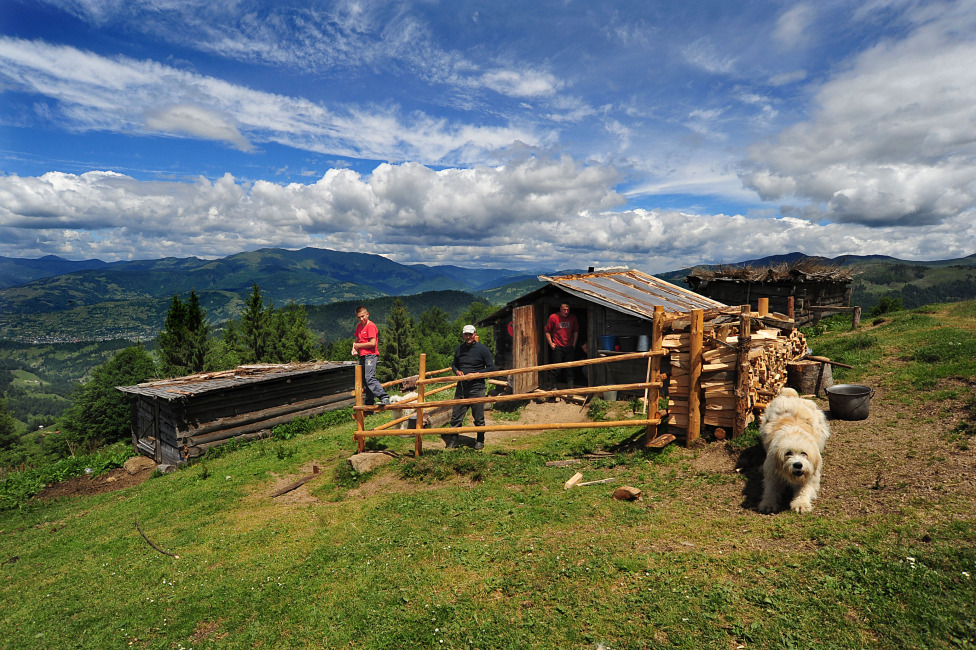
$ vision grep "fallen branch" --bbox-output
[135,516,179,558]
[576,477,617,487]
[271,466,322,498]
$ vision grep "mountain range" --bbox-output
[1,247,974,343]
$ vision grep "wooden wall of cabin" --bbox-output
[586,307,654,392]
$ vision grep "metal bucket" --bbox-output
[617,335,637,352]
[826,384,874,420]
[636,334,651,351]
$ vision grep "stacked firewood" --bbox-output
[662,321,807,435]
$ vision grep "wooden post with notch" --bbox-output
[644,305,674,449]
[687,308,704,445]
[733,305,752,438]
[414,353,426,457]
[354,362,365,453]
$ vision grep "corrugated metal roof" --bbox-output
[117,361,357,400]
[538,269,726,319]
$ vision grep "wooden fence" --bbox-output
[353,306,668,456]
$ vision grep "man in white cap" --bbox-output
[445,324,495,449]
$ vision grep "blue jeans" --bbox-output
[359,355,388,405]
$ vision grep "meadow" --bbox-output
[0,301,974,649]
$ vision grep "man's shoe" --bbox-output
[474,441,484,450]
[379,397,390,407]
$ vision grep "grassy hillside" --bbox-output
[1,300,973,647]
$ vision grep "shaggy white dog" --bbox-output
[758,387,831,514]
[387,392,420,430]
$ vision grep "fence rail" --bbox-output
[353,305,667,456]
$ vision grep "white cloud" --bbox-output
[2,159,972,271]
[0,37,540,165]
[744,3,976,226]
[773,4,815,49]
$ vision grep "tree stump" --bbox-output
[787,360,832,395]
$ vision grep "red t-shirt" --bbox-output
[545,313,578,347]
[354,321,379,356]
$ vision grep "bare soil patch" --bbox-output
[34,465,155,500]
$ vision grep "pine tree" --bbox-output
[157,291,209,376]
[0,398,18,451]
[238,283,270,364]
[378,298,416,381]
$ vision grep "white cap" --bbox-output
[462,324,476,334]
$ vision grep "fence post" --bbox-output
[354,362,365,453]
[415,353,427,457]
[687,309,704,445]
[644,306,664,445]
[733,305,753,438]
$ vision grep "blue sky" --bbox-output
[1,0,975,272]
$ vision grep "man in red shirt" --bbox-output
[351,306,389,407]
[544,303,579,389]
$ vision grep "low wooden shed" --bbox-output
[479,269,726,395]
[117,361,356,465]
[685,261,854,327]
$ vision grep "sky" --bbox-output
[1,0,975,273]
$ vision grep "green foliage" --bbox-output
[57,346,157,454]
[0,397,18,450]
[870,295,903,317]
[156,290,209,376]
[378,298,417,382]
[220,284,320,367]
[587,397,611,421]
[0,441,133,510]
[271,408,353,440]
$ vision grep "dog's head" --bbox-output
[388,391,418,405]
[766,428,821,486]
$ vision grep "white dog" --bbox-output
[387,392,420,430]
[758,387,831,514]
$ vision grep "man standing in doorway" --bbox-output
[446,324,495,450]
[351,306,389,408]
[545,303,579,390]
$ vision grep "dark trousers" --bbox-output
[451,380,486,440]
[549,346,575,386]
[359,354,388,405]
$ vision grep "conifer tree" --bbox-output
[378,298,416,382]
[157,291,209,376]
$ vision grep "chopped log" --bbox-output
[564,472,584,489]
[788,360,833,395]
[645,433,676,448]
[613,486,642,500]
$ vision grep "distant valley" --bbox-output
[1,247,974,344]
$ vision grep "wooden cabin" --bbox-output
[478,269,726,397]
[117,361,356,465]
[685,262,854,327]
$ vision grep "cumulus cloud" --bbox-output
[743,3,976,226]
[0,37,540,165]
[2,157,972,271]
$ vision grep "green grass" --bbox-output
[1,301,975,648]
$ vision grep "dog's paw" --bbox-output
[757,500,777,513]
[789,498,813,513]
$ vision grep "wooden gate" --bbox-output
[511,304,539,394]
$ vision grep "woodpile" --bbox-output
[662,311,808,437]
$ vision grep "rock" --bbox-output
[348,452,394,473]
[123,455,157,475]
[156,464,178,474]
[613,486,642,501]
